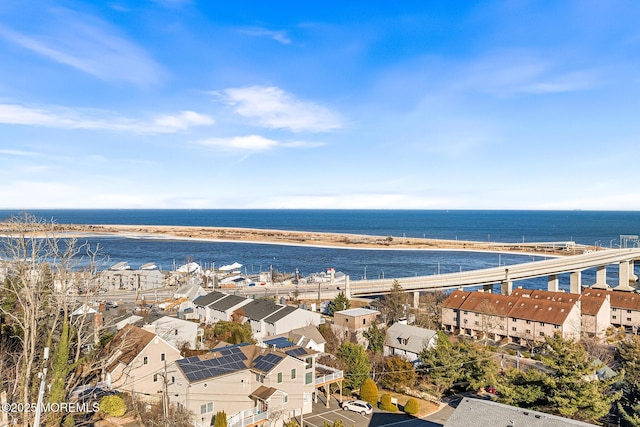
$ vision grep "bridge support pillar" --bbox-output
[595,266,607,287]
[569,271,582,294]
[413,291,420,308]
[615,261,636,291]
[631,261,638,282]
[482,284,493,293]
[501,281,512,295]
[548,275,559,292]
[344,275,351,299]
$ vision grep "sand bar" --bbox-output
[0,222,590,256]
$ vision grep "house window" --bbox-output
[256,373,264,383]
[554,325,560,329]
[305,372,313,384]
[526,320,531,324]
[613,315,617,320]
[143,356,148,365]
[175,329,179,335]
[453,309,458,313]
[628,318,632,322]
[499,325,504,330]
[525,329,531,334]
[363,319,366,325]
[200,404,207,414]
[284,394,288,403]
[277,372,283,383]
[160,353,165,362]
[291,369,296,380]
[540,322,545,327]
[539,332,545,337]
[305,358,312,369]
[475,313,479,317]
[612,308,617,311]
[511,318,517,322]
[474,321,479,326]
[153,374,158,382]
[628,310,632,314]
[511,327,517,332]
[464,311,468,315]
[207,402,213,413]
[171,376,175,384]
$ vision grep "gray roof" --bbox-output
[384,323,437,355]
[264,306,296,323]
[289,325,326,346]
[211,295,249,312]
[335,307,380,317]
[193,291,227,307]
[445,398,598,427]
[242,299,283,321]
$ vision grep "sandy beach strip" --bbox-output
[0,222,583,256]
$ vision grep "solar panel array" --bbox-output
[178,346,248,382]
[253,353,283,372]
[264,337,294,349]
[285,347,308,357]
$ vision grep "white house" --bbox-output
[383,323,437,362]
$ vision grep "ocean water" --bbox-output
[2,209,639,291]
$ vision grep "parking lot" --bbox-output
[302,398,444,427]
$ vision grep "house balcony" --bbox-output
[315,364,344,387]
[227,406,269,427]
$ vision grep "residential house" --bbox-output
[442,290,582,345]
[103,325,181,400]
[168,342,330,427]
[97,262,164,292]
[333,308,380,345]
[583,288,640,333]
[207,294,252,323]
[266,325,327,353]
[240,299,321,342]
[135,314,203,350]
[193,291,229,323]
[383,323,437,362]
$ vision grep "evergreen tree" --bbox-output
[543,334,620,422]
[381,280,407,325]
[336,342,371,390]
[363,320,385,353]
[616,335,640,425]
[379,356,417,392]
[496,367,548,409]
[328,292,350,316]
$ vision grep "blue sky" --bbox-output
[1,0,640,209]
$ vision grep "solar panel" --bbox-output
[285,347,307,357]
[264,337,294,349]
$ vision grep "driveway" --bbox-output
[301,395,454,427]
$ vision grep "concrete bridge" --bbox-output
[343,248,640,307]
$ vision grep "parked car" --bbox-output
[485,385,497,394]
[77,387,119,404]
[341,400,373,415]
[105,301,118,309]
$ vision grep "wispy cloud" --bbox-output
[240,27,291,45]
[0,149,38,156]
[0,8,166,85]
[221,86,343,132]
[0,103,214,133]
[460,52,599,97]
[194,134,325,152]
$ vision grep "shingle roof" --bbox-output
[104,325,155,371]
[445,398,597,427]
[335,308,380,317]
[193,291,227,307]
[384,323,437,355]
[442,290,471,310]
[250,386,279,401]
[242,299,283,321]
[210,295,248,312]
[264,305,296,323]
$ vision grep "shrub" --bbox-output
[360,378,379,406]
[403,398,419,415]
[99,395,127,417]
[213,411,227,427]
[379,393,397,412]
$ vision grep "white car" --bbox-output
[341,400,373,415]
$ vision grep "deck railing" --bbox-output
[227,407,269,427]
[315,364,344,385]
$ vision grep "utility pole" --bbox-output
[33,347,50,427]
[163,359,169,423]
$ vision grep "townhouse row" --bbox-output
[440,286,639,344]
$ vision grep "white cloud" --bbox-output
[240,27,291,44]
[195,135,279,151]
[0,149,38,156]
[0,8,166,85]
[221,86,342,132]
[0,103,214,134]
